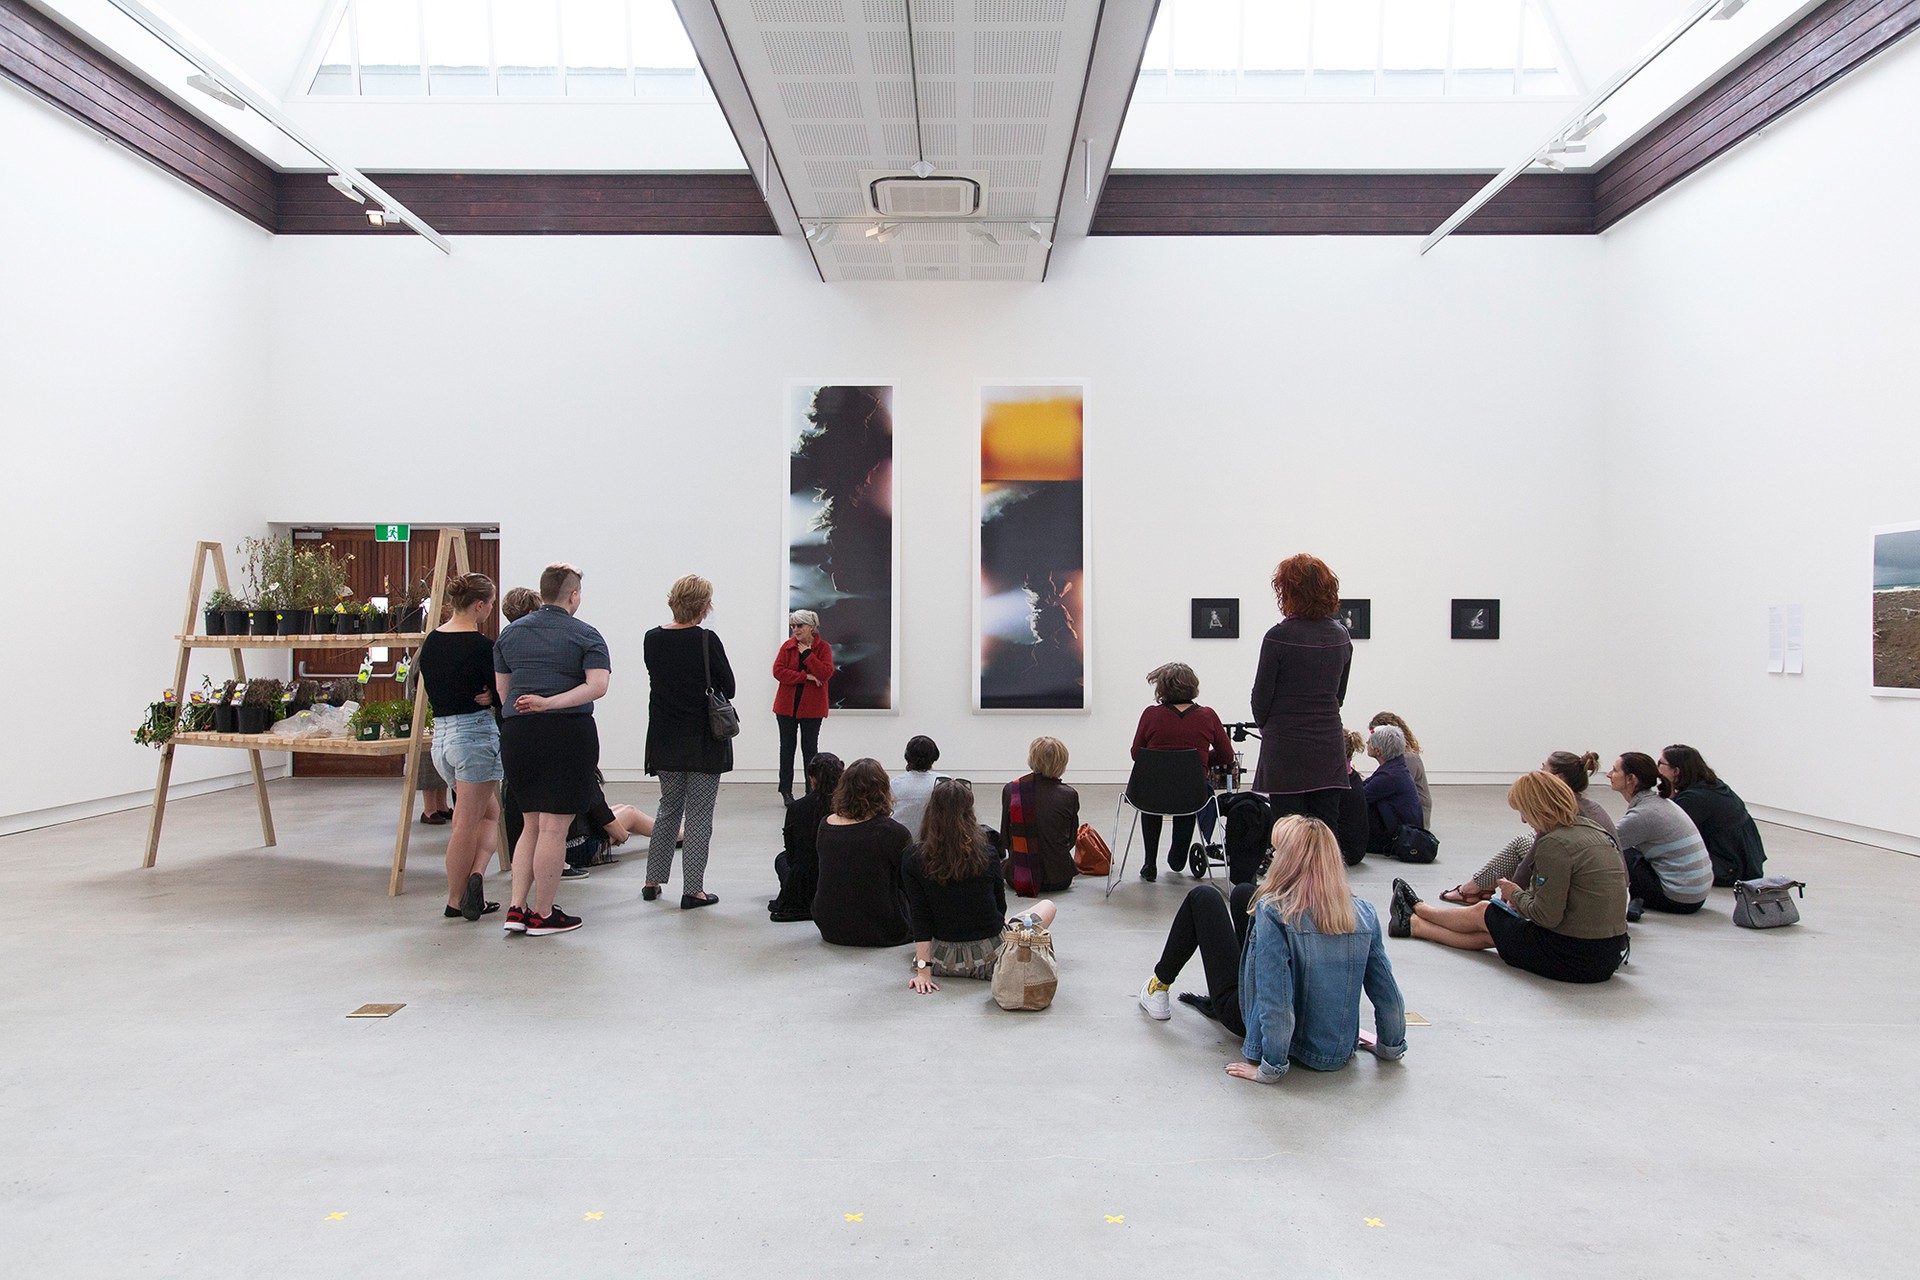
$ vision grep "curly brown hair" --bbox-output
[832,757,894,822]
[1146,662,1199,705]
[1271,554,1340,619]
[1368,711,1421,753]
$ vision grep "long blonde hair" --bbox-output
[1249,816,1356,934]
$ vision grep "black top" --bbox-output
[417,629,495,718]
[643,626,737,775]
[811,816,912,947]
[1336,766,1368,862]
[1249,616,1352,794]
[770,792,829,916]
[902,843,1007,944]
[1672,779,1767,886]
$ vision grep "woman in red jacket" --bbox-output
[773,609,835,805]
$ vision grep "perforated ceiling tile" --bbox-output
[895,222,958,242]
[880,121,957,158]
[837,263,898,281]
[874,79,956,117]
[969,240,1028,264]
[972,80,1052,118]
[973,0,1066,22]
[862,0,955,22]
[833,241,893,263]
[869,30,956,75]
[983,158,1042,188]
[780,82,866,119]
[813,192,864,215]
[973,30,1061,75]
[970,121,1047,156]
[968,263,1032,281]
[986,190,1036,217]
[752,0,848,21]
[902,243,960,263]
[804,160,863,188]
[762,30,857,76]
[793,121,873,156]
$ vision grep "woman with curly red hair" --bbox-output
[1249,554,1353,833]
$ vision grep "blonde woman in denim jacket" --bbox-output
[1229,816,1408,1082]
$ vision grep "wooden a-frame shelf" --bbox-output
[144,529,492,896]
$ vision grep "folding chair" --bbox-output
[1107,749,1215,897]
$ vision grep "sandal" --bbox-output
[1438,884,1480,905]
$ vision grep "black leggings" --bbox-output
[1153,883,1256,1037]
[775,715,821,795]
[1137,800,1218,871]
[1625,848,1705,915]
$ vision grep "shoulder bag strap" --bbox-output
[701,628,713,695]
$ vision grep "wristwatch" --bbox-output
[914,959,933,971]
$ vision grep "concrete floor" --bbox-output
[0,778,1910,1278]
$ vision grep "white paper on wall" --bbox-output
[1785,604,1805,674]
[1768,605,1786,673]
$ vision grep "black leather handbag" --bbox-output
[702,631,740,740]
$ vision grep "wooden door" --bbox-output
[292,527,500,778]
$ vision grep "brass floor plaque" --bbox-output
[1405,1012,1431,1026]
[346,1003,405,1018]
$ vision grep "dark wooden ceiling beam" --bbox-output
[274,173,778,236]
[1091,173,1596,236]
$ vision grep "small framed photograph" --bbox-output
[1191,598,1239,639]
[1451,598,1500,640]
[1336,598,1371,640]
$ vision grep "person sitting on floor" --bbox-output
[1335,729,1368,867]
[1362,725,1423,856]
[1389,771,1629,985]
[561,771,660,877]
[1660,744,1767,886]
[905,779,1057,993]
[1441,750,1616,904]
[1140,816,1407,1082]
[889,735,941,840]
[1368,711,1432,827]
[1609,752,1712,918]
[769,752,843,923]
[812,757,913,948]
[1001,736,1081,896]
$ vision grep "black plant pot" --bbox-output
[367,611,391,635]
[314,611,339,635]
[339,613,364,635]
[213,703,237,733]
[277,608,314,636]
[249,610,278,636]
[398,605,426,633]
[203,608,227,636]
[221,609,251,635]
[236,705,271,735]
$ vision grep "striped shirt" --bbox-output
[1615,792,1713,904]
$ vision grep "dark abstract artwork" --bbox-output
[977,385,1086,710]
[1192,599,1239,639]
[1451,598,1500,640]
[1336,598,1371,640]
[787,384,894,710]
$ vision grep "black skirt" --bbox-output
[1484,903,1627,984]
[499,713,599,814]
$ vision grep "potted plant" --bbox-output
[183,682,216,733]
[349,700,384,742]
[361,599,389,635]
[212,679,239,733]
[384,698,418,740]
[237,678,284,735]
[204,588,236,636]
[323,680,350,708]
[288,679,321,713]
[392,577,431,634]
[240,535,294,636]
[131,690,179,748]
[220,597,253,636]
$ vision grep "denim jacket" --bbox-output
[1238,896,1408,1079]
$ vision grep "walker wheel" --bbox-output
[1188,843,1208,877]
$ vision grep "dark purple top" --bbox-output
[1248,616,1353,794]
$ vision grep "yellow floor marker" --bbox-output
[844,1213,863,1222]
[325,1212,347,1222]
[1365,1218,1384,1228]
[583,1212,603,1221]
[1105,1215,1125,1224]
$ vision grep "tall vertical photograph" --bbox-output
[976,383,1087,710]
[1873,522,1920,697]
[786,383,896,710]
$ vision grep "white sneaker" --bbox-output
[1138,977,1171,1021]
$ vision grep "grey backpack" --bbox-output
[1732,876,1805,929]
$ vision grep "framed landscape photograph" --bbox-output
[1337,598,1371,640]
[1451,598,1500,640]
[1191,598,1239,639]
[1873,522,1920,697]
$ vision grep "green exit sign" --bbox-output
[374,524,410,543]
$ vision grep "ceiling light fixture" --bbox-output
[1026,222,1053,248]
[367,207,404,229]
[967,225,1003,247]
[185,72,244,110]
[327,173,366,204]
[866,222,899,242]
[1531,154,1566,173]
[1424,0,1750,255]
[804,222,833,243]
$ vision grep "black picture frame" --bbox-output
[1451,598,1501,640]
[1191,598,1239,639]
[1336,598,1371,640]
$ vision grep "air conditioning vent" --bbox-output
[861,170,989,218]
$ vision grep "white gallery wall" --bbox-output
[1599,35,1920,852]
[0,84,277,834]
[265,231,1608,793]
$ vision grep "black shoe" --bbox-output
[526,904,583,936]
[1391,877,1421,915]
[642,884,662,901]
[1138,865,1157,883]
[1177,991,1219,1021]
[561,865,590,880]
[1168,844,1187,873]
[681,892,719,910]
[779,791,795,806]
[1389,878,1419,939]
[1627,898,1646,923]
[769,907,811,923]
[460,872,485,921]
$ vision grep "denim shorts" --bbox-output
[430,711,504,785]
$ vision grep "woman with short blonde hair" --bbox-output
[1388,772,1629,984]
[1001,737,1079,896]
[1139,816,1406,1082]
[642,573,734,909]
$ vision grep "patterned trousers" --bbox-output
[649,771,721,896]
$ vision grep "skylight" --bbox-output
[304,0,711,100]
[1135,0,1575,101]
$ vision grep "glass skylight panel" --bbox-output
[424,0,491,96]
[563,0,629,96]
[1380,0,1449,97]
[1135,6,1172,100]
[1453,0,1523,96]
[311,9,355,96]
[1520,4,1566,95]
[356,0,423,95]
[1170,0,1240,99]
[1241,1,1308,97]
[495,0,562,95]
[1309,2,1380,98]
[631,0,702,98]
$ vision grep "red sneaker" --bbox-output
[503,904,529,934]
[526,905,583,936]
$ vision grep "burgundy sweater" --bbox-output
[1131,703,1234,770]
